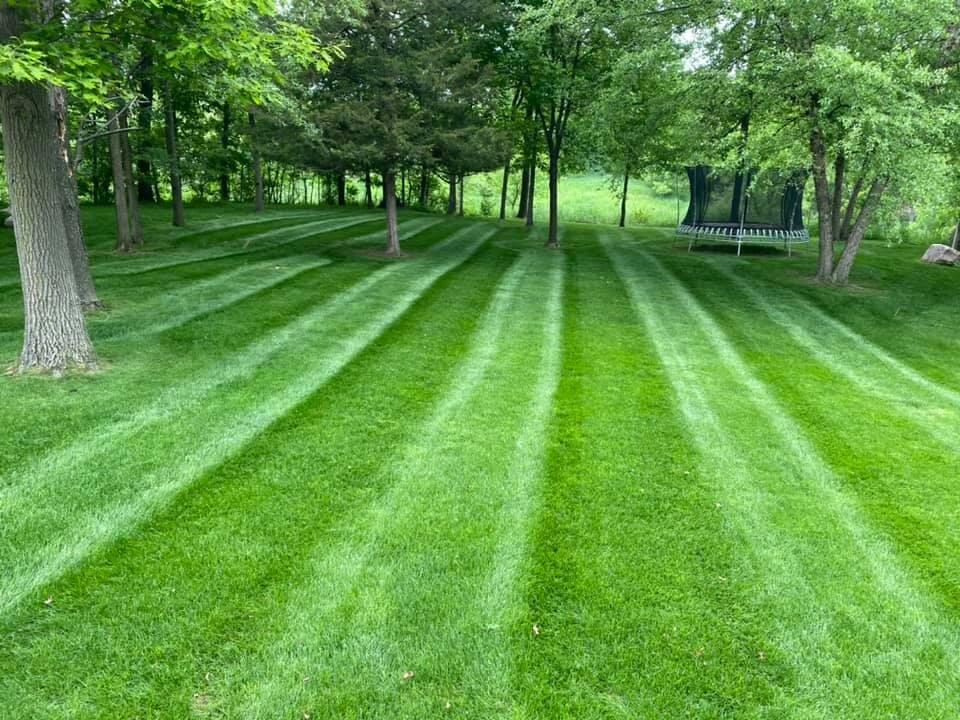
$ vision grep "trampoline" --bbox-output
[677,165,809,256]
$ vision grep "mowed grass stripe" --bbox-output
[699,254,960,409]
[0,238,520,719]
[513,230,775,719]
[0,212,348,291]
[660,253,960,615]
[0,219,455,471]
[0,222,496,617]
[92,213,378,278]
[220,248,563,719]
[607,237,960,716]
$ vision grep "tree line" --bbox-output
[2,0,959,373]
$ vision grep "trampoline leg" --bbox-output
[737,240,742,257]
[788,243,792,258]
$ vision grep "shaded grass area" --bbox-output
[1,205,960,718]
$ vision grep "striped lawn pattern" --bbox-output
[1,208,959,719]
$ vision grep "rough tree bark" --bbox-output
[0,79,96,371]
[619,166,630,228]
[51,86,100,309]
[383,170,401,256]
[248,111,265,213]
[163,81,185,226]
[108,109,134,253]
[118,108,144,245]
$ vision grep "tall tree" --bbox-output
[0,2,97,371]
[704,0,953,283]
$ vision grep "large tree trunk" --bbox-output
[108,110,134,253]
[219,102,231,203]
[118,108,144,245]
[810,127,835,282]
[952,218,960,251]
[546,149,560,247]
[831,178,887,284]
[51,87,100,309]
[383,170,401,256]
[0,79,96,372]
[499,156,510,220]
[136,54,156,203]
[619,166,630,228]
[162,81,185,227]
[248,111,265,213]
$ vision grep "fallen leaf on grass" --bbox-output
[532,624,541,637]
[402,671,415,681]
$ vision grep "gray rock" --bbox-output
[921,244,960,266]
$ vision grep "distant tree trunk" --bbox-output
[952,218,960,251]
[219,102,231,203]
[136,55,156,203]
[499,156,510,220]
[364,170,373,208]
[400,169,406,207]
[516,160,530,219]
[546,148,559,247]
[51,86,100,309]
[810,127,834,282]
[619,166,630,228]
[108,110,133,253]
[163,81,185,227]
[336,172,346,206]
[830,152,845,242]
[526,153,536,227]
[383,170,401,256]
[447,174,457,215]
[0,76,96,372]
[517,101,534,219]
[419,166,430,208]
[458,175,464,216]
[249,111,264,213]
[839,175,864,243]
[118,108,144,245]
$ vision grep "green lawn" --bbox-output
[1,205,959,718]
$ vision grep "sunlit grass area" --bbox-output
[1,206,959,718]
